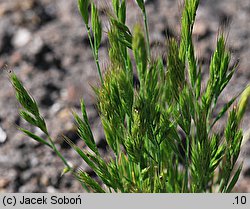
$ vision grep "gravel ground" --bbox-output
[0,0,250,192]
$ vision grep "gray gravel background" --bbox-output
[0,0,250,192]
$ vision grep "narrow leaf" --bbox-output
[225,163,243,193]
[210,95,238,129]
[19,127,52,148]
[78,0,90,25]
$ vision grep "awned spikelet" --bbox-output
[237,85,250,122]
[132,25,147,85]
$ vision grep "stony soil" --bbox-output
[0,0,250,192]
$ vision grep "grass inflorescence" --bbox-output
[10,0,250,192]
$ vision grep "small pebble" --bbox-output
[193,21,209,38]
[0,126,7,144]
[0,178,10,189]
[47,186,58,193]
[50,102,63,115]
[12,28,31,48]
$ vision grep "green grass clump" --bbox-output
[10,0,249,192]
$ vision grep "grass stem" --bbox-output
[86,25,104,85]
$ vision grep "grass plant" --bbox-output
[10,0,250,192]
